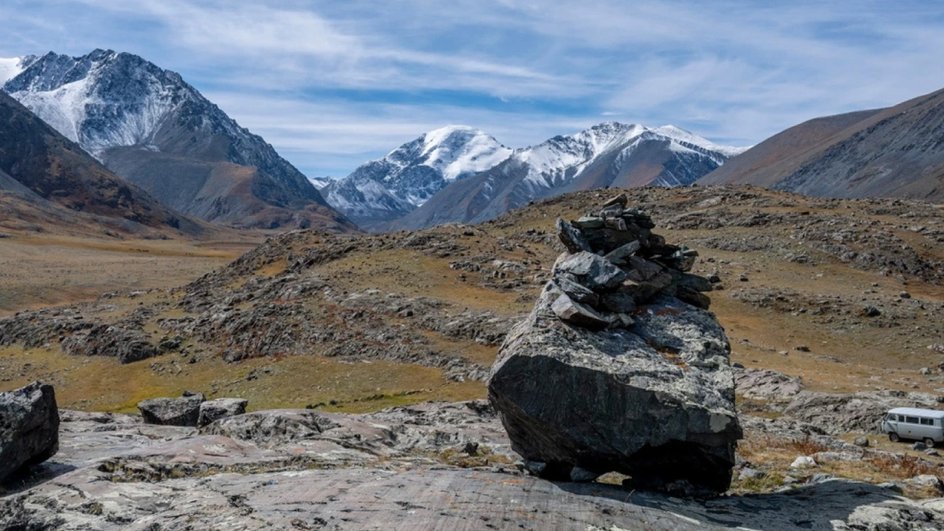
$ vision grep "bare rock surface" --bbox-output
[784,390,941,435]
[0,382,59,482]
[3,402,944,529]
[736,367,805,402]
[489,197,741,494]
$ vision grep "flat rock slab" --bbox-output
[2,404,944,529]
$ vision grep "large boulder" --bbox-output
[137,393,205,427]
[488,195,741,495]
[0,382,59,482]
[198,398,249,427]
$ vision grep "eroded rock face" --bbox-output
[0,382,59,482]
[138,394,205,427]
[489,195,741,494]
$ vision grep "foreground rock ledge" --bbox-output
[488,196,741,494]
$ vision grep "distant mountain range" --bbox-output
[5,48,941,236]
[1,50,353,231]
[323,122,744,231]
[0,90,204,236]
[700,87,944,202]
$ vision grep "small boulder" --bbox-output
[138,393,205,426]
[853,436,870,448]
[0,382,59,482]
[790,456,817,469]
[198,398,249,427]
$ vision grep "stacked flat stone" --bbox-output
[552,193,711,330]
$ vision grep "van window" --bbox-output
[906,416,920,424]
[920,418,935,426]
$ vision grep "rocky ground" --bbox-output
[0,185,942,508]
[2,186,942,411]
[2,401,944,530]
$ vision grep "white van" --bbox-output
[881,407,944,447]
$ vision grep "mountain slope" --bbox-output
[700,87,944,201]
[0,90,203,236]
[388,122,742,230]
[3,49,353,231]
[322,125,512,228]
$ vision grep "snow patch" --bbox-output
[11,77,91,143]
[0,57,24,84]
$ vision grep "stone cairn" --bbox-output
[552,192,710,328]
[488,193,741,496]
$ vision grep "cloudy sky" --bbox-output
[1,0,943,177]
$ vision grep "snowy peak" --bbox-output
[324,125,512,228]
[414,125,512,181]
[3,49,197,155]
[382,125,511,184]
[515,122,742,190]
[1,49,348,230]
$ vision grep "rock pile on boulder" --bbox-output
[0,382,59,482]
[488,193,742,495]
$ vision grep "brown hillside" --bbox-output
[701,87,944,202]
[1,186,941,415]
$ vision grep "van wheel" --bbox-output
[889,432,900,442]
[924,438,935,448]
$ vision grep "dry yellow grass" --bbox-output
[0,233,257,317]
[0,345,483,414]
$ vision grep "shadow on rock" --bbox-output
[556,478,939,530]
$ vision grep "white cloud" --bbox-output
[2,0,943,176]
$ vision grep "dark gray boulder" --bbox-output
[490,287,741,493]
[0,382,59,482]
[198,398,249,427]
[137,393,205,426]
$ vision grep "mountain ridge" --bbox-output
[3,49,354,231]
[700,86,944,202]
[0,89,206,236]
[384,121,743,231]
[323,121,742,231]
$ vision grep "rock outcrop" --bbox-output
[489,193,741,494]
[0,382,59,482]
[3,403,942,529]
[137,393,205,427]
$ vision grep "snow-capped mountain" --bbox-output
[2,49,352,231]
[0,89,203,235]
[388,122,745,231]
[322,125,512,228]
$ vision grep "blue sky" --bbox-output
[1,0,943,177]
